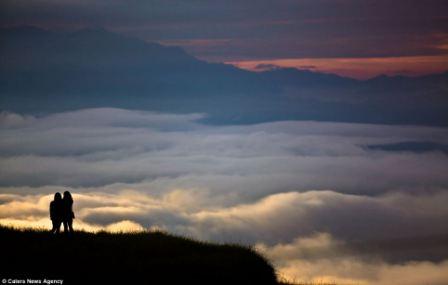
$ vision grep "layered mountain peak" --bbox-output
[1,26,447,126]
[1,26,199,70]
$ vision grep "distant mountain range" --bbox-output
[1,26,447,126]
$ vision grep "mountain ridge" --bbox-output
[1,26,447,126]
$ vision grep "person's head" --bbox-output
[54,192,62,201]
[63,191,73,201]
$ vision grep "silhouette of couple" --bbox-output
[50,191,75,234]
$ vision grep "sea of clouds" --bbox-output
[1,108,448,284]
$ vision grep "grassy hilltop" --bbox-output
[1,226,277,285]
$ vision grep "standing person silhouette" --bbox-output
[50,192,63,234]
[62,191,75,234]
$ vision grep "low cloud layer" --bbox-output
[1,108,448,195]
[1,108,448,283]
[1,190,448,284]
[258,233,448,285]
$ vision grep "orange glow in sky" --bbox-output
[227,55,448,79]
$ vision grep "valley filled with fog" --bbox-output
[1,108,448,284]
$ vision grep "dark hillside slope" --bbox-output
[1,226,277,285]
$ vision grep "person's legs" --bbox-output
[63,220,68,233]
[51,220,56,233]
[68,219,74,233]
[51,220,61,234]
[55,220,61,234]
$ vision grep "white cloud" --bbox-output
[257,233,448,285]
[1,108,447,196]
[1,188,448,284]
[1,108,448,284]
[2,189,448,247]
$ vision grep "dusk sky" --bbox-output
[1,0,448,78]
[1,1,448,284]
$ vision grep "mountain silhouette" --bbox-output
[1,26,447,125]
